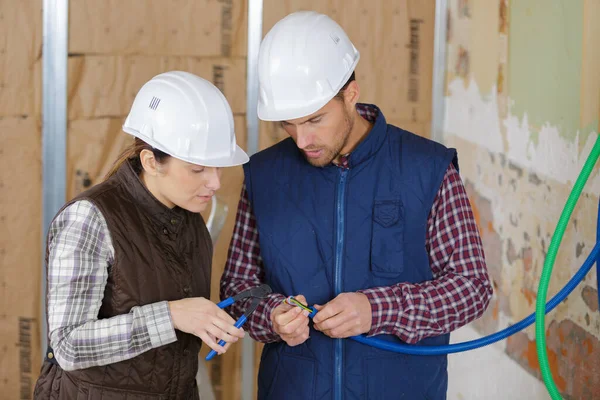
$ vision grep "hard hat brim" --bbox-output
[194,144,250,168]
[123,127,249,168]
[257,100,331,122]
[256,54,360,122]
[164,143,250,168]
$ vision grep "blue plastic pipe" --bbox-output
[304,239,600,355]
[597,198,600,313]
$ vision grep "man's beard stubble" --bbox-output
[304,108,354,168]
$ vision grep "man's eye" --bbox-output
[192,168,205,173]
[310,118,322,124]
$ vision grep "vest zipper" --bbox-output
[334,168,348,400]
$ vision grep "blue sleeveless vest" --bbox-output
[244,105,458,400]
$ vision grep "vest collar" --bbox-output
[331,103,388,169]
[116,160,188,234]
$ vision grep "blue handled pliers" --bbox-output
[205,284,272,361]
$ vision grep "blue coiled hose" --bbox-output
[304,238,600,355]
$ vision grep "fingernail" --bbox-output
[302,310,309,317]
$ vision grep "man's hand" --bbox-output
[271,295,310,346]
[312,292,372,338]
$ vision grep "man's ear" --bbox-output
[343,80,360,108]
[140,149,159,176]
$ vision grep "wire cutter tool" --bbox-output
[205,284,272,361]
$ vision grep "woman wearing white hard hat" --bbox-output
[34,71,249,399]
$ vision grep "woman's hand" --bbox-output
[169,297,245,355]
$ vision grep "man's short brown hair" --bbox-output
[334,71,356,100]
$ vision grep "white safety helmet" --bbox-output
[122,71,249,167]
[257,11,360,122]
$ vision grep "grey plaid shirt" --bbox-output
[47,200,177,371]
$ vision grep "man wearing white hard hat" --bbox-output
[221,11,493,400]
[34,71,248,399]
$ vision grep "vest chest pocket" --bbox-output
[371,199,404,277]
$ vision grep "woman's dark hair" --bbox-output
[105,137,170,179]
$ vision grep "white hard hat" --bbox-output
[122,71,249,167]
[257,11,360,121]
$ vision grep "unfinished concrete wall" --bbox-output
[443,0,600,398]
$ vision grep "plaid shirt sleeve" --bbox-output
[220,187,286,343]
[358,164,493,343]
[47,200,177,371]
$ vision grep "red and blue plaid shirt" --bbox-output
[220,105,492,344]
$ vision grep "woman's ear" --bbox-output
[140,149,159,176]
